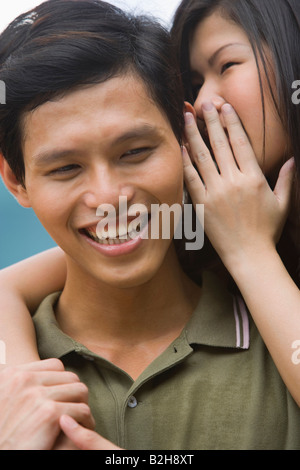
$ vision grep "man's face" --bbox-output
[20,74,183,288]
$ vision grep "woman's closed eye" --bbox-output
[220,62,239,74]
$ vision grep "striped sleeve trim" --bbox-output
[233,294,250,349]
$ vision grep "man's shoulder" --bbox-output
[33,292,75,359]
[33,292,61,319]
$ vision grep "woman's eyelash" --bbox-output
[221,62,238,74]
[191,61,239,98]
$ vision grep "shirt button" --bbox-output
[127,396,138,408]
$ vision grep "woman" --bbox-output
[170,0,300,403]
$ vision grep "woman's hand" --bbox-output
[0,359,95,450]
[183,102,295,270]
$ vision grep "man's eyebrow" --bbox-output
[208,43,249,66]
[113,124,161,144]
[32,124,161,166]
[32,149,80,166]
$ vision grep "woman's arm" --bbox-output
[183,103,300,406]
[0,247,66,364]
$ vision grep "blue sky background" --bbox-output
[0,0,181,268]
[0,180,56,268]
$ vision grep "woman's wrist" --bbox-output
[221,239,279,282]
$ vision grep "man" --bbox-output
[1,0,300,451]
[0,0,200,449]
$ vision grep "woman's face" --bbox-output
[189,11,288,178]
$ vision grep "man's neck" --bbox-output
[55,247,201,379]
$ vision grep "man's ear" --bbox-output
[184,101,197,121]
[0,153,31,208]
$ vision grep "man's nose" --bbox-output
[81,164,134,211]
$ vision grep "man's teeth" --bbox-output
[117,223,129,238]
[85,218,148,245]
[97,223,141,240]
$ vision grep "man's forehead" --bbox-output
[24,74,160,128]
[22,74,170,153]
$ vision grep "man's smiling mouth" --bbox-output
[79,213,150,245]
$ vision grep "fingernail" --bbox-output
[184,112,195,124]
[202,102,214,112]
[222,103,234,114]
[61,415,78,430]
[181,145,189,158]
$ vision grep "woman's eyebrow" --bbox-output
[208,43,249,66]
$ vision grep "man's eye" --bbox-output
[50,164,80,174]
[221,62,238,74]
[122,147,151,158]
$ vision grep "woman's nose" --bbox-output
[193,82,226,120]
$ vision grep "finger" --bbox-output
[58,404,95,431]
[46,382,89,404]
[184,112,220,187]
[20,359,65,372]
[36,370,81,386]
[221,103,261,174]
[18,359,82,387]
[202,102,239,177]
[273,157,295,214]
[182,146,206,204]
[59,415,121,450]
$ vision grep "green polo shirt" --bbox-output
[33,271,300,450]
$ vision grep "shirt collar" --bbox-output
[185,271,250,350]
[33,270,250,361]
[33,293,80,360]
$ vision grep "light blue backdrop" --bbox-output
[0,178,56,269]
